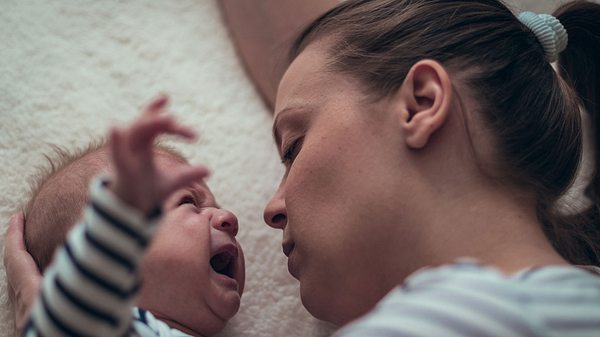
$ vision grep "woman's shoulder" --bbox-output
[404,258,600,290]
[334,260,600,337]
[400,259,600,305]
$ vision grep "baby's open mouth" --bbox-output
[210,245,237,279]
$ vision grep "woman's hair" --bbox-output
[290,0,600,265]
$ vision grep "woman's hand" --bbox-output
[4,212,42,336]
[109,94,210,214]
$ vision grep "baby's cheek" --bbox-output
[161,212,212,245]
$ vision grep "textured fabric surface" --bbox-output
[0,1,590,337]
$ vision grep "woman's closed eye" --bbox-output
[282,138,303,165]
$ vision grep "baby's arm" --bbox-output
[107,95,209,215]
[23,95,209,337]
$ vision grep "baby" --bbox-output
[22,95,245,337]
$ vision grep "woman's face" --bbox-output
[264,42,413,325]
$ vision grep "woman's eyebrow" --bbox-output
[272,106,311,147]
[272,108,295,147]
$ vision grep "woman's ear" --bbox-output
[395,60,452,149]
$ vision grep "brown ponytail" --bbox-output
[290,0,600,266]
[547,0,600,265]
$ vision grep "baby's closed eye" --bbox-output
[178,195,197,207]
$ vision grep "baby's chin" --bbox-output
[218,292,242,320]
[160,293,241,336]
[205,266,244,322]
[155,313,228,337]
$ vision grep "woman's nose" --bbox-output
[263,183,287,229]
[211,209,239,236]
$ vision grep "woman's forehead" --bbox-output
[275,43,332,115]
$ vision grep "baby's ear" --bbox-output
[394,59,453,149]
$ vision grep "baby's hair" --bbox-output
[24,139,105,219]
[23,138,188,272]
[291,0,600,265]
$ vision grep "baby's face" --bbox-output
[136,153,245,336]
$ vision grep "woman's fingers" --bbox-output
[4,213,26,256]
[4,213,40,282]
[3,213,43,334]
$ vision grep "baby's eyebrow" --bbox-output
[190,184,221,209]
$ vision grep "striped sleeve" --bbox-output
[23,177,161,337]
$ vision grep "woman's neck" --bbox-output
[387,180,569,287]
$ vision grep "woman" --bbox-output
[251,0,600,334]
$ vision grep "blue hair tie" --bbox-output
[517,11,568,63]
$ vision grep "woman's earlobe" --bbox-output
[398,60,452,149]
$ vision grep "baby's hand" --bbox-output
[109,94,210,214]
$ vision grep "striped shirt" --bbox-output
[335,260,600,337]
[24,177,193,337]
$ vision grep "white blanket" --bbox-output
[0,0,333,336]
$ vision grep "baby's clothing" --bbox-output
[335,259,600,337]
[24,178,193,337]
[132,309,192,337]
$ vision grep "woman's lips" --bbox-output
[287,252,299,279]
[282,240,295,257]
[283,240,299,278]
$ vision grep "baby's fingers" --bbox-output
[142,94,169,117]
[129,115,197,153]
[160,165,211,199]
[109,127,131,177]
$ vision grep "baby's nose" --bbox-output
[210,208,239,236]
